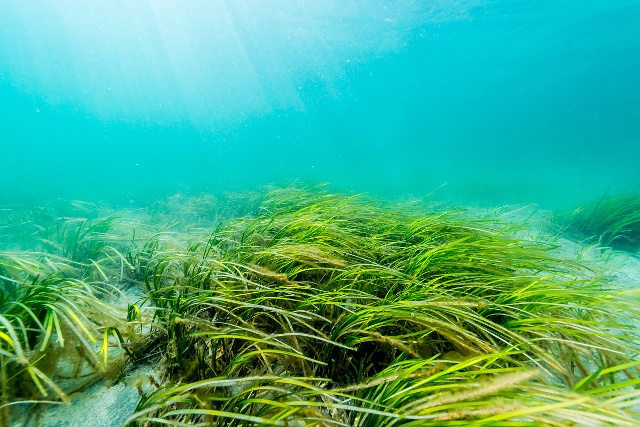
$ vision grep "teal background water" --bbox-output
[1,1,638,208]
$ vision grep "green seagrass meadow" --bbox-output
[1,186,639,426]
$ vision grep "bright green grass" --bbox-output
[126,186,640,426]
[2,186,639,426]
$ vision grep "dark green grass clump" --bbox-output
[560,192,640,252]
[126,186,640,426]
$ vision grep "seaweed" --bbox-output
[2,186,639,425]
[560,192,640,253]
[125,186,640,426]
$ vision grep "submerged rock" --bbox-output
[15,364,160,427]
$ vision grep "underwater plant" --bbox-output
[0,252,132,424]
[2,186,639,425]
[560,191,640,252]
[123,186,640,426]
[0,206,146,425]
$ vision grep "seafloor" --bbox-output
[2,186,639,426]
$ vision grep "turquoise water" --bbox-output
[1,1,639,208]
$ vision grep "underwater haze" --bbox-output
[1,0,639,207]
[4,3,640,425]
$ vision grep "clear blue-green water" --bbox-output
[1,1,639,208]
